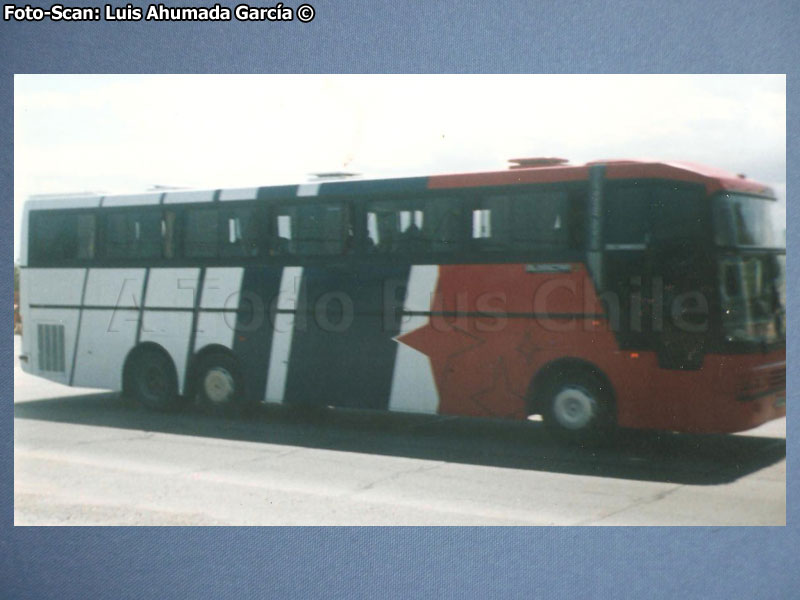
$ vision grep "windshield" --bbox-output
[713,193,785,249]
[719,253,785,344]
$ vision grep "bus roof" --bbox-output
[24,158,775,209]
[428,158,775,197]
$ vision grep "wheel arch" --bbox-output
[526,357,616,418]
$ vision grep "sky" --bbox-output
[13,74,786,260]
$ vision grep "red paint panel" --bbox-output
[616,350,785,433]
[605,162,708,186]
[430,263,603,316]
[395,262,785,433]
[397,263,616,419]
[604,162,773,196]
[427,160,774,197]
[427,166,590,189]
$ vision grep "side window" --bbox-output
[651,185,705,241]
[365,196,465,255]
[470,190,573,252]
[604,184,650,245]
[105,210,166,258]
[604,183,705,247]
[184,208,219,258]
[162,210,177,259]
[103,209,174,259]
[76,214,96,259]
[31,211,96,263]
[424,197,466,252]
[220,205,267,258]
[273,202,350,256]
[275,213,293,254]
[366,199,425,253]
[104,213,131,258]
[137,211,165,257]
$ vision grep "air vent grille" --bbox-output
[37,323,66,373]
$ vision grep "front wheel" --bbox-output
[541,370,615,442]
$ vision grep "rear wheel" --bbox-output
[128,349,183,412]
[195,353,250,415]
[541,369,615,442]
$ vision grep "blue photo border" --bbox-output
[1,1,797,597]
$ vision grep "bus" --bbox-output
[18,157,786,439]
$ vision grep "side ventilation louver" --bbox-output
[37,323,66,373]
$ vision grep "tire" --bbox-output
[540,368,615,442]
[194,353,250,416]
[128,349,183,412]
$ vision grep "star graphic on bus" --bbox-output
[394,265,536,418]
[463,357,524,417]
[396,317,529,418]
[395,320,484,371]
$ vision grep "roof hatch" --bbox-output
[508,157,569,169]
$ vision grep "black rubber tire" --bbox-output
[540,368,615,443]
[128,349,183,412]
[194,353,250,416]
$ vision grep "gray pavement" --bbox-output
[14,336,785,525]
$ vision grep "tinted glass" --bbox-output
[719,254,784,343]
[713,194,784,248]
[604,186,649,244]
[31,211,96,263]
[605,183,707,246]
[162,211,177,259]
[651,186,705,241]
[471,190,576,252]
[105,211,164,258]
[220,206,267,257]
[365,197,465,254]
[366,199,426,254]
[104,210,170,259]
[424,197,467,252]
[184,208,219,258]
[274,202,350,255]
[76,215,96,259]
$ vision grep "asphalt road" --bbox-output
[14,336,785,525]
